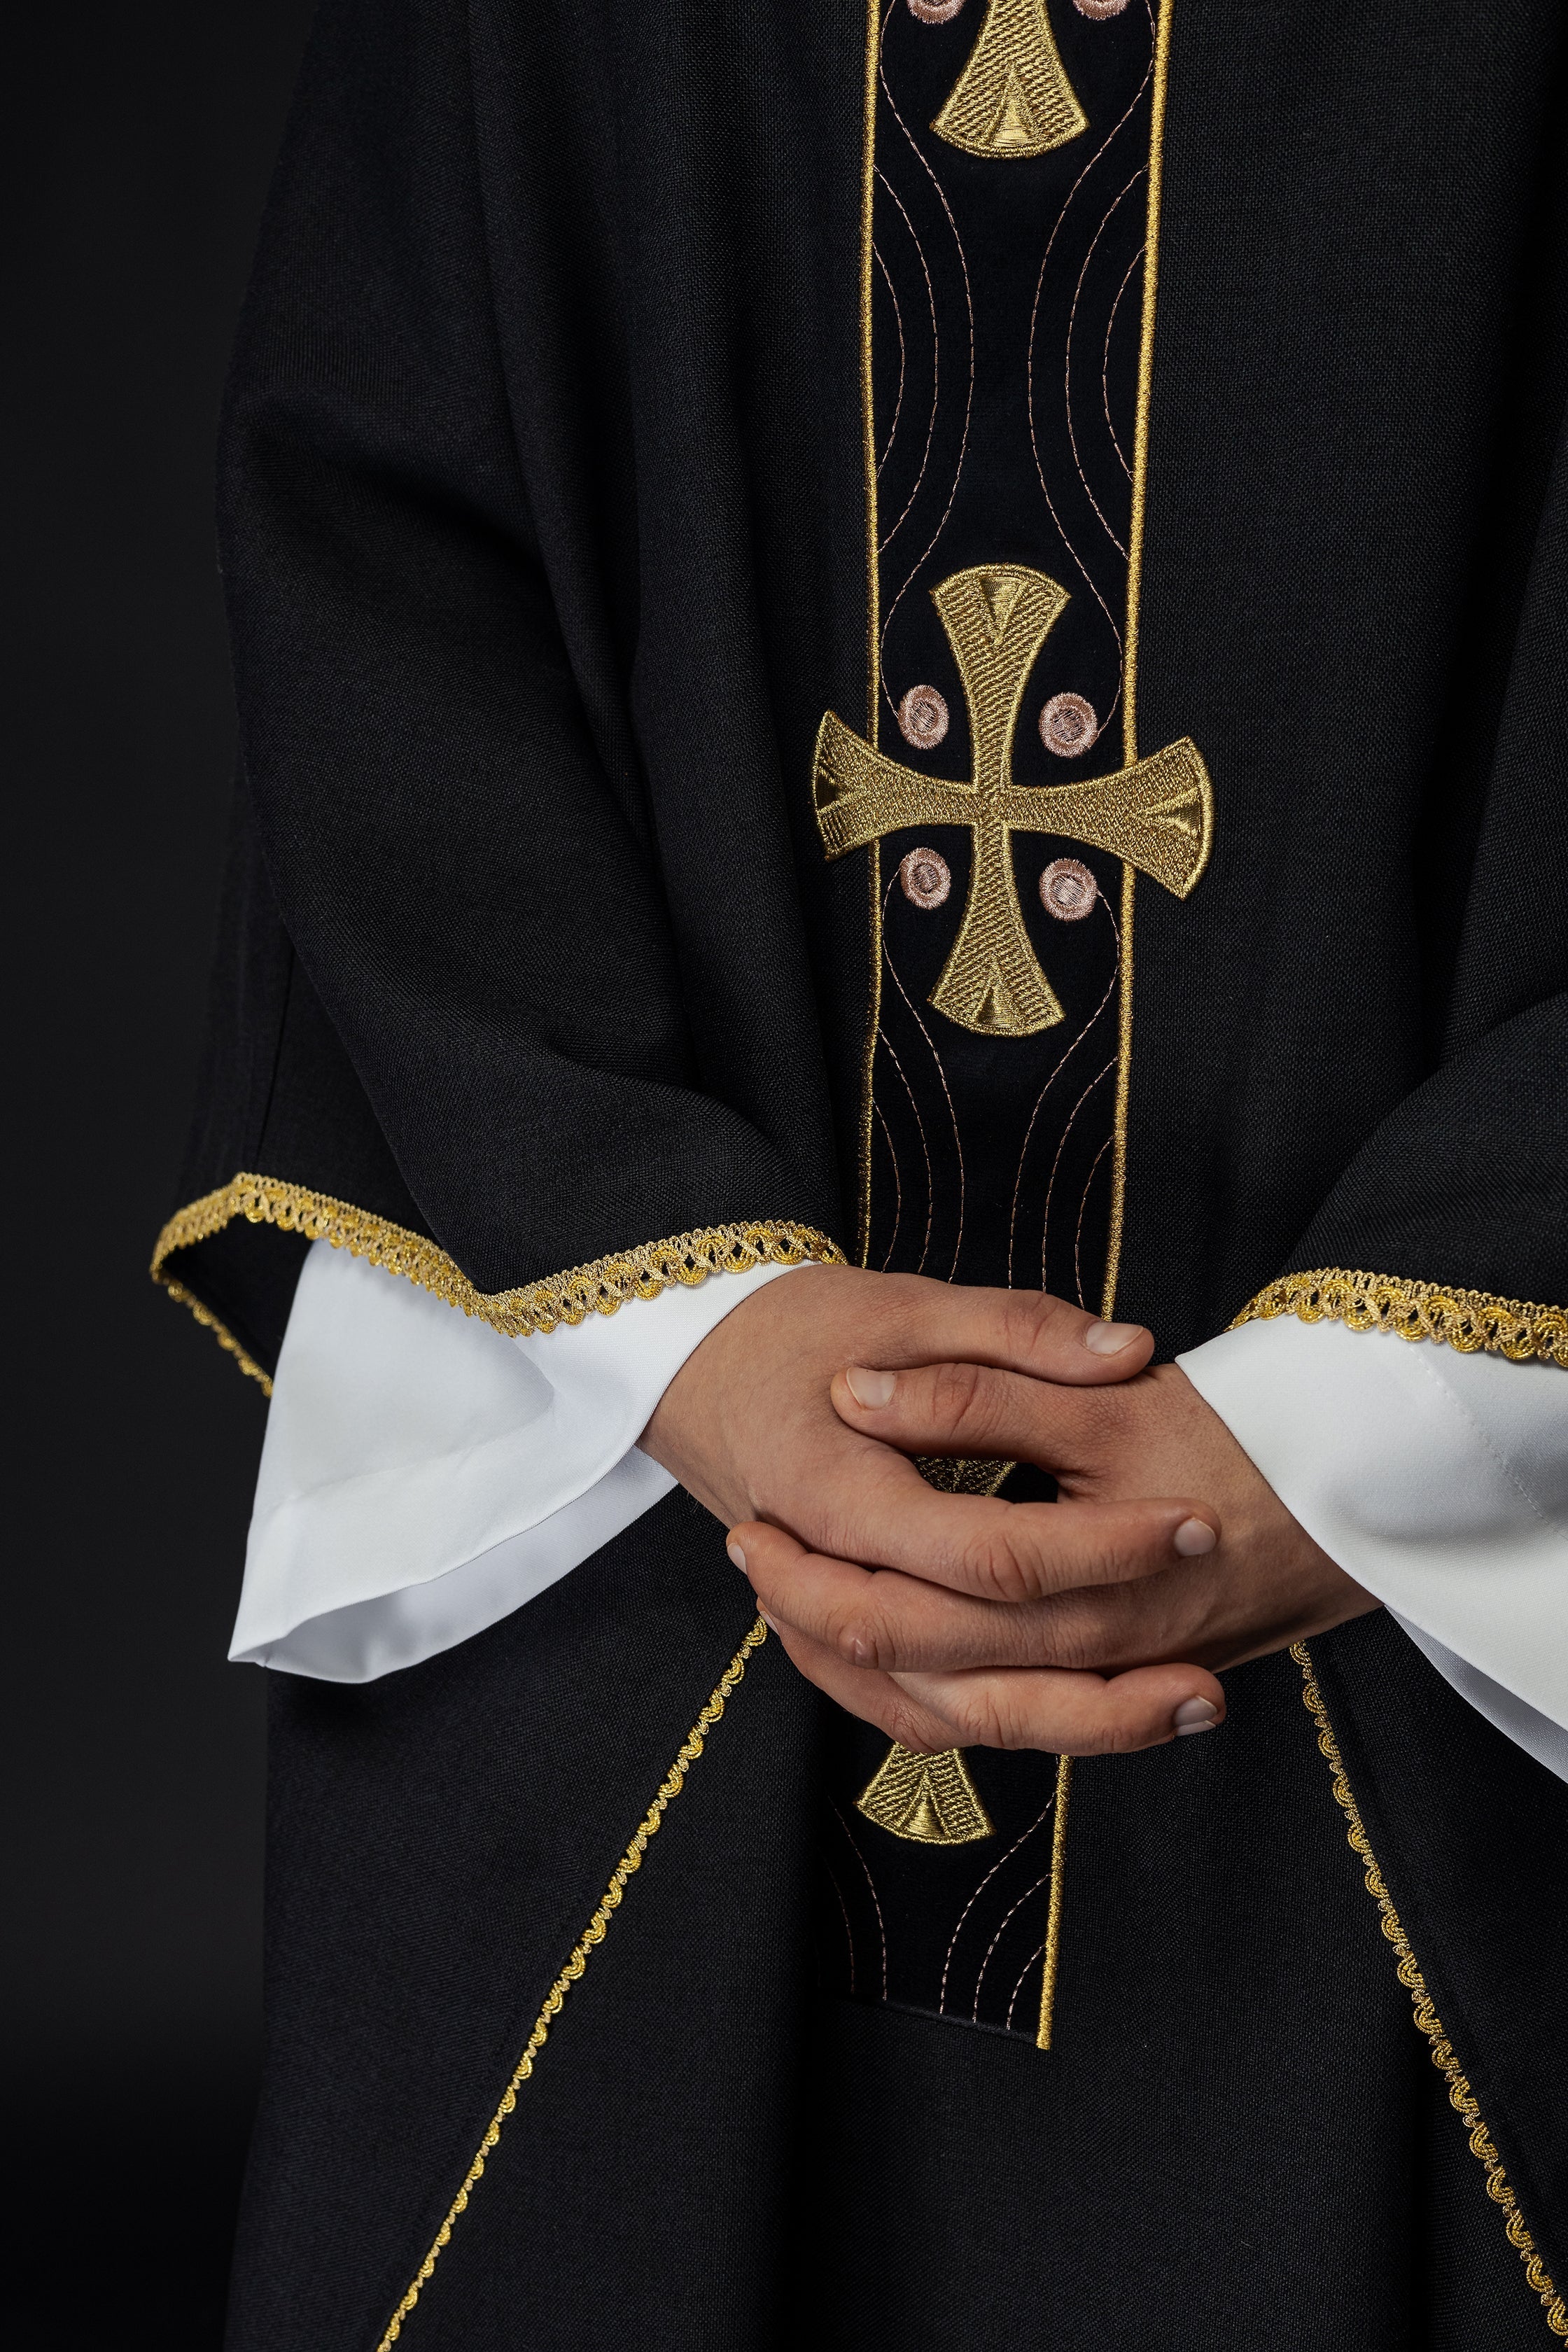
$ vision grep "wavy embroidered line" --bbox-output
[877,6,976,716]
[1103,242,1144,480]
[1292,1645,1566,2338]
[883,874,966,1280]
[1064,166,1147,564]
[874,165,940,550]
[374,1618,769,2352]
[873,241,906,473]
[1007,886,1120,1287]
[939,1797,1055,2014]
[152,1174,845,1360]
[1233,1268,1567,1371]
[1024,0,1154,729]
[878,1030,935,1275]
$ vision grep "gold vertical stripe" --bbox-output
[861,0,881,738]
[1099,860,1137,1318]
[1292,1644,1567,2339]
[1035,1753,1074,2050]
[1100,0,1175,1320]
[857,0,884,1264]
[1121,0,1173,766]
[374,1619,770,2351]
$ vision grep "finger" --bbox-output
[893,1659,1226,1756]
[767,1620,968,1752]
[831,1357,1130,1465]
[762,1450,1219,1603]
[852,1273,1154,1387]
[738,1520,1149,1674]
[730,1534,967,1751]
[737,1532,1226,1754]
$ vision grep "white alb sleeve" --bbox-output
[231,1238,815,1682]
[1177,1316,1568,1782]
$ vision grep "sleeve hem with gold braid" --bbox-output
[1231,1268,1568,1370]
[151,1172,846,1385]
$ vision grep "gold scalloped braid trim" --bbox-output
[1233,1268,1568,1370]
[374,1616,769,2352]
[160,1280,275,1397]
[150,1173,846,1373]
[1292,1644,1567,2339]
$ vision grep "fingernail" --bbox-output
[1174,1698,1219,1735]
[1084,1320,1143,1355]
[845,1364,897,1408]
[727,1539,748,1572]
[759,1607,780,1634]
[1173,1516,1217,1556]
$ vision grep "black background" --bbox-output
[5,4,314,2341]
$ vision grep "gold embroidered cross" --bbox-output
[932,0,1086,162]
[813,564,1212,1036]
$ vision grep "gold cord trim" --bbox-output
[1233,1268,1568,1370]
[857,0,883,1264]
[374,1617,769,2352]
[1292,1644,1567,2338]
[1035,1752,1072,2050]
[151,1174,845,1358]
[160,1280,274,1397]
[1102,0,1175,1317]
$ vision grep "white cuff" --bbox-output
[1178,1315,1568,1780]
[232,1238,812,1681]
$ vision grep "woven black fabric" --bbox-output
[163,0,1568,1345]
[161,0,1568,2342]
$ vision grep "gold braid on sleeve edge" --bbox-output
[1292,1645,1567,2338]
[150,1171,847,1394]
[1232,1268,1567,1370]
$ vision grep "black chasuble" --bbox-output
[153,1,1568,2346]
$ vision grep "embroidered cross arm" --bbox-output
[812,564,1215,1035]
[813,711,980,853]
[996,736,1212,898]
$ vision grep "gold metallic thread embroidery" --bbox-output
[856,1451,1010,1849]
[1101,0,1175,1322]
[1292,1644,1567,2339]
[1233,1268,1568,1371]
[858,1742,995,1843]
[858,0,884,1265]
[160,1280,274,1396]
[373,1618,769,2352]
[152,1174,845,1369]
[813,562,1212,1037]
[1035,1751,1072,2049]
[932,0,1088,160]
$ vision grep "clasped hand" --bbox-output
[640,1265,1375,1756]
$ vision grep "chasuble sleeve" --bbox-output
[228,1242,806,1681]
[1180,1316,1568,1783]
[1231,409,1568,1364]
[156,0,848,1373]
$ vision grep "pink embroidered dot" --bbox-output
[1040,858,1098,920]
[900,847,953,910]
[1074,0,1130,18]
[898,684,951,750]
[906,0,967,20]
[1040,691,1100,758]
